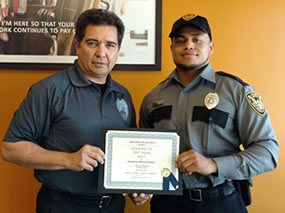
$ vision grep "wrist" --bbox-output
[210,159,218,175]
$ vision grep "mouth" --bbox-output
[181,52,197,57]
[92,61,107,67]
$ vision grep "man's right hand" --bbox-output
[2,141,104,171]
[66,144,105,172]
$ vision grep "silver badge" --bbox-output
[204,92,219,110]
[153,99,164,107]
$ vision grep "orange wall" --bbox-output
[1,0,285,212]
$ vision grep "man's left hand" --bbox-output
[176,150,218,176]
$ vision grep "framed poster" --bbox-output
[0,0,162,70]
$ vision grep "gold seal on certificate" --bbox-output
[161,168,170,178]
[204,92,219,110]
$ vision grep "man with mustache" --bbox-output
[2,8,136,213]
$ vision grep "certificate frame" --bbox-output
[0,0,162,71]
[98,128,183,195]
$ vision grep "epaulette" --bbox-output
[216,71,249,86]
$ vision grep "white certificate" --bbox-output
[98,128,183,195]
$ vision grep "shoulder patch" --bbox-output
[216,71,249,86]
[246,92,266,116]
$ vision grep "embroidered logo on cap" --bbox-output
[182,14,197,21]
[246,92,265,116]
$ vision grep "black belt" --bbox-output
[184,182,236,202]
[41,186,112,208]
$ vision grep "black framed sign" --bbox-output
[98,128,183,195]
[0,0,162,70]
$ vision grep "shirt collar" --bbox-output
[68,60,120,92]
[199,64,216,84]
[68,61,92,87]
[165,64,216,87]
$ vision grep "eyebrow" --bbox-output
[85,38,118,46]
[175,32,204,38]
[190,32,204,37]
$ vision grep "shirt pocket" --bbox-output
[191,106,233,155]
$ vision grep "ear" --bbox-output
[209,41,214,55]
[74,39,80,55]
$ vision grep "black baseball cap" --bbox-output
[169,14,212,40]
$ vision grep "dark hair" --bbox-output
[75,9,125,46]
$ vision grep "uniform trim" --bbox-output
[148,105,172,127]
[216,71,249,86]
[192,106,229,128]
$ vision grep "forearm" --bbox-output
[213,139,279,180]
[2,141,71,170]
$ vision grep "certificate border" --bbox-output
[105,130,178,188]
[98,128,183,195]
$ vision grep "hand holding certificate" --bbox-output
[98,128,183,195]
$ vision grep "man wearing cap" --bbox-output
[130,14,279,213]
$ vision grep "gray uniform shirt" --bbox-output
[4,62,136,196]
[139,64,279,189]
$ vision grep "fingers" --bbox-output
[83,158,99,171]
[176,150,201,174]
[68,145,105,171]
[176,150,217,176]
[129,193,152,206]
[180,158,195,174]
[132,193,138,197]
[82,161,95,172]
[87,147,105,165]
[176,150,195,174]
[82,145,105,169]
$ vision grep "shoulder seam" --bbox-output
[216,71,249,86]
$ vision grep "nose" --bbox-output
[184,39,194,50]
[95,43,106,57]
